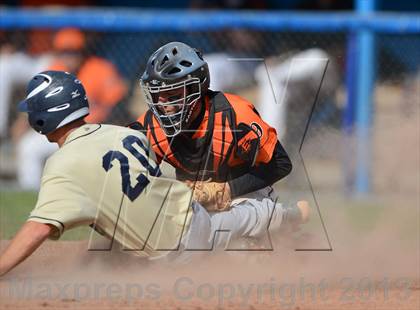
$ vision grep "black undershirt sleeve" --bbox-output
[228,141,292,199]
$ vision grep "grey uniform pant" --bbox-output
[169,187,286,262]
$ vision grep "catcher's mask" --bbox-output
[140,41,209,137]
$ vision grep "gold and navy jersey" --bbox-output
[28,124,193,258]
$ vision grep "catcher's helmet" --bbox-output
[140,41,210,137]
[18,71,89,135]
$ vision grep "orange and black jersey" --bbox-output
[130,91,292,197]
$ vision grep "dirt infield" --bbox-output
[1,202,419,310]
[1,287,419,310]
[0,248,418,309]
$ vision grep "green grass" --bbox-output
[1,191,418,244]
[0,191,90,240]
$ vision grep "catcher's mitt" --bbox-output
[186,181,231,212]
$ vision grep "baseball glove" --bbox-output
[186,180,232,212]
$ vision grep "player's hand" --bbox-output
[185,180,231,212]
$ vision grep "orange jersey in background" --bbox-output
[49,57,127,123]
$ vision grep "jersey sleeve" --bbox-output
[28,167,97,240]
[225,93,278,165]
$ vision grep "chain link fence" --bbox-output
[0,10,418,194]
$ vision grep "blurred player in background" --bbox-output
[0,30,52,141]
[130,42,305,226]
[0,71,308,277]
[204,37,340,154]
[255,48,340,155]
[11,28,127,189]
[48,28,127,123]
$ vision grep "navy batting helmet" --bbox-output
[18,71,89,135]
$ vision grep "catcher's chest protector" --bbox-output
[138,91,262,182]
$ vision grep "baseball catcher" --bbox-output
[130,42,305,215]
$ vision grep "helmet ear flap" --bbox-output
[28,113,48,134]
[35,119,45,127]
